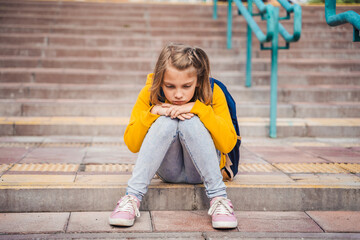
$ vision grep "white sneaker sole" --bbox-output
[109,217,135,227]
[212,220,238,229]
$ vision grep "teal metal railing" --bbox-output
[213,0,301,138]
[325,0,360,42]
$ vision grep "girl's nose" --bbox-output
[174,90,182,99]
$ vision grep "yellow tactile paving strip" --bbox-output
[273,163,349,174]
[238,163,276,173]
[2,163,360,174]
[10,163,79,172]
[0,164,11,173]
[337,163,360,173]
[0,117,359,127]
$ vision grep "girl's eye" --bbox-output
[165,85,174,88]
[184,85,191,88]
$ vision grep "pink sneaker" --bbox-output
[109,195,140,226]
[208,197,238,229]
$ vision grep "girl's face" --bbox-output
[162,65,198,105]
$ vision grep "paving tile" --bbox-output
[0,212,69,234]
[307,211,360,233]
[351,147,360,153]
[246,146,326,163]
[83,146,136,164]
[0,174,76,183]
[151,211,237,232]
[236,211,323,233]
[0,147,30,163]
[240,147,269,164]
[20,147,86,163]
[289,173,360,186]
[67,211,152,233]
[297,147,360,163]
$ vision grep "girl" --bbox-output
[109,43,238,229]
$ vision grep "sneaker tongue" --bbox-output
[208,197,233,216]
[214,202,231,215]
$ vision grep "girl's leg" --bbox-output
[177,116,227,199]
[126,116,178,201]
[178,116,237,229]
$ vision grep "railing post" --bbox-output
[245,0,253,87]
[325,0,360,42]
[213,0,218,20]
[269,7,279,138]
[227,0,233,49]
[354,27,360,42]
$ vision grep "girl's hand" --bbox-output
[165,102,195,120]
[150,104,170,116]
[176,112,195,121]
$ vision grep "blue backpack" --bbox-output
[210,78,241,181]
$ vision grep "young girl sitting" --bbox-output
[109,43,238,229]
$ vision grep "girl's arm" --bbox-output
[124,85,159,153]
[190,84,237,154]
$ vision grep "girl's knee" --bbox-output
[151,116,178,134]
[178,116,205,135]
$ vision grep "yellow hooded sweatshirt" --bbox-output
[124,73,237,170]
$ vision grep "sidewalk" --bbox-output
[1,210,360,239]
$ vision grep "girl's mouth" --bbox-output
[173,101,186,105]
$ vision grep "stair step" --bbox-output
[0,23,355,40]
[1,56,360,72]
[1,45,359,59]
[1,99,360,118]
[1,83,359,102]
[0,116,359,137]
[1,158,359,212]
[1,68,359,86]
[1,33,359,49]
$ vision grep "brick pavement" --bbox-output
[0,211,359,239]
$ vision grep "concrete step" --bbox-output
[1,68,359,86]
[0,45,242,59]
[1,99,360,118]
[0,6,351,21]
[1,83,359,102]
[0,136,359,212]
[0,116,359,137]
[1,33,359,50]
[0,23,355,40]
[0,12,353,31]
[1,45,359,60]
[1,56,360,72]
[0,0,357,23]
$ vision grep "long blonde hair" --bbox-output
[150,43,212,105]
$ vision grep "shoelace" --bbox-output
[115,195,141,217]
[208,197,234,216]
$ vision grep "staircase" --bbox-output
[0,0,359,213]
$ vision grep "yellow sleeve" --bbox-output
[124,85,160,153]
[190,84,237,154]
